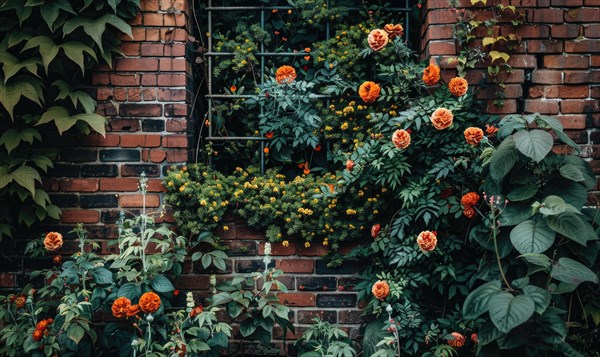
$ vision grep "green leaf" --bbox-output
[500,202,533,226]
[538,195,566,216]
[118,283,141,300]
[40,0,76,30]
[0,167,14,189]
[1,51,40,82]
[546,212,597,246]
[513,129,553,163]
[463,280,502,319]
[60,42,97,75]
[239,318,257,337]
[490,136,518,181]
[537,115,580,151]
[151,275,175,293]
[489,50,510,63]
[67,325,85,344]
[21,36,59,74]
[519,253,552,269]
[544,179,588,209]
[510,220,555,255]
[559,164,585,182]
[522,285,551,315]
[62,14,132,50]
[0,128,21,154]
[506,184,537,202]
[91,267,113,285]
[71,113,106,135]
[488,292,535,333]
[551,257,599,286]
[12,165,41,197]
[0,79,43,119]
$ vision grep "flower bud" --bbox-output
[146,314,154,322]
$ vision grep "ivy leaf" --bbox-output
[63,14,132,49]
[60,41,97,75]
[0,79,44,119]
[488,292,535,333]
[0,167,14,189]
[551,257,599,286]
[40,0,76,30]
[489,50,510,63]
[463,280,502,319]
[482,37,496,47]
[490,136,518,181]
[513,129,553,163]
[0,128,21,154]
[510,220,555,255]
[546,212,596,246]
[21,36,59,74]
[12,165,42,197]
[536,114,580,152]
[71,113,106,135]
[1,51,40,83]
[0,0,33,25]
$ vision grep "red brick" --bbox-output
[513,25,550,38]
[565,40,600,53]
[561,100,600,113]
[585,25,600,39]
[174,275,211,290]
[60,179,98,192]
[146,179,166,192]
[141,0,159,11]
[338,310,363,324]
[275,259,314,273]
[115,58,159,72]
[0,273,15,287]
[165,104,188,118]
[61,210,99,223]
[529,8,564,23]
[80,133,120,147]
[165,43,186,56]
[564,70,600,84]
[259,242,297,255]
[558,115,587,129]
[550,24,582,38]
[565,7,600,22]
[159,58,187,72]
[553,86,589,99]
[278,293,316,307]
[97,87,113,101]
[158,88,187,101]
[99,178,139,192]
[119,104,162,117]
[164,13,186,27]
[551,0,582,5]
[585,0,600,5]
[592,56,600,67]
[147,149,167,163]
[528,86,546,98]
[113,87,127,101]
[166,149,188,162]
[128,27,145,41]
[527,40,563,53]
[121,42,141,56]
[427,41,456,56]
[507,55,537,68]
[143,13,164,26]
[108,119,140,132]
[160,0,184,10]
[164,135,187,148]
[110,73,140,86]
[140,43,164,56]
[120,135,162,148]
[92,73,110,85]
[532,69,563,84]
[146,28,160,41]
[487,100,517,114]
[544,55,589,69]
[157,73,187,86]
[119,194,161,208]
[524,99,560,114]
[504,69,525,83]
[143,88,157,101]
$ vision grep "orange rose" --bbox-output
[431,108,453,130]
[384,24,404,39]
[230,85,237,93]
[485,124,498,137]
[392,129,411,149]
[422,63,441,86]
[52,255,61,265]
[471,333,479,344]
[111,297,132,318]
[358,81,381,103]
[190,305,203,318]
[15,295,26,309]
[463,206,476,219]
[367,29,389,51]
[448,332,466,348]
[417,231,437,253]
[371,224,381,239]
[461,192,480,207]
[126,304,141,317]
[44,232,63,251]
[371,280,390,300]
[448,77,468,96]
[275,65,297,84]
[346,160,355,171]
[464,127,484,146]
[36,320,48,330]
[139,292,161,314]
[32,329,43,341]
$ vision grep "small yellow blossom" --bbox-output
[282,240,289,247]
[223,225,229,231]
[304,242,311,248]
[340,122,349,130]
[346,209,357,215]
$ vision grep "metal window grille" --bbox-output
[200,0,418,174]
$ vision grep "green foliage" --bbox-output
[0,0,139,240]
[295,317,357,357]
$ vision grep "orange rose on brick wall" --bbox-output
[112,297,132,318]
[422,63,440,86]
[126,304,141,317]
[139,292,161,313]
[15,295,26,309]
[358,81,381,103]
[430,108,453,130]
[485,124,498,137]
[464,127,484,145]
[392,129,411,149]
[384,24,404,39]
[371,280,390,300]
[448,77,468,96]
[417,231,437,253]
[448,332,466,348]
[44,232,63,251]
[368,29,389,51]
[275,65,297,84]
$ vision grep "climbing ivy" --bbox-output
[0,0,139,239]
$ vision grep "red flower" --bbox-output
[448,332,466,348]
[346,160,355,171]
[265,132,274,139]
[371,224,381,239]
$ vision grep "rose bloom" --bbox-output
[358,81,381,103]
[36,320,48,330]
[471,333,479,345]
[275,65,297,84]
[371,280,390,300]
[430,108,453,130]
[139,292,161,313]
[346,160,355,171]
[52,255,61,265]
[448,77,468,96]
[461,192,480,207]
[422,63,441,86]
[368,29,389,51]
[392,129,411,150]
[463,206,476,219]
[464,127,484,146]
[448,332,466,348]
[111,297,132,318]
[417,231,437,253]
[190,305,203,318]
[126,304,141,317]
[15,295,26,309]
[486,124,498,137]
[384,24,404,39]
[44,232,63,251]
[371,224,381,239]
[32,329,43,341]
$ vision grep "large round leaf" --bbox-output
[546,212,597,246]
[490,136,518,181]
[522,285,551,315]
[463,280,502,319]
[488,292,535,333]
[551,257,599,286]
[510,220,555,255]
[513,129,553,163]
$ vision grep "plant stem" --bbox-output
[491,206,512,291]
